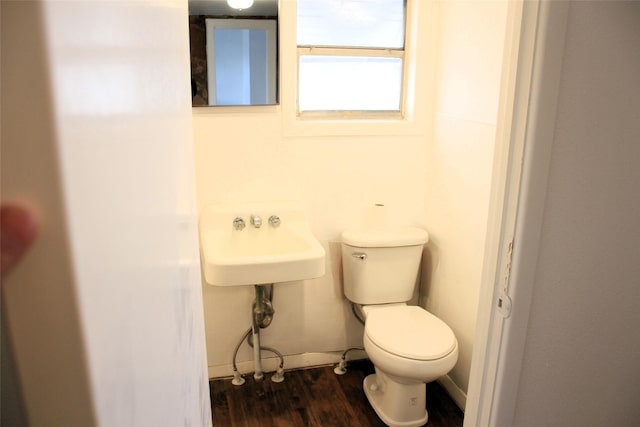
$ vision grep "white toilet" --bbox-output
[342,227,458,427]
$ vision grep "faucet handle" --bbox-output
[250,215,262,228]
[268,215,281,227]
[233,217,245,231]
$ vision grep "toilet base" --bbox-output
[363,373,428,427]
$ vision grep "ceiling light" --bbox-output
[227,0,254,10]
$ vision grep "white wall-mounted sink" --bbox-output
[199,201,325,286]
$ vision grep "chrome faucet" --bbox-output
[233,217,245,231]
[250,215,262,228]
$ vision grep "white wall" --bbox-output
[423,0,508,399]
[193,113,432,375]
[1,1,211,426]
[193,0,509,404]
[193,0,435,376]
[511,2,640,425]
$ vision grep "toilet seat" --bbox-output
[365,306,456,361]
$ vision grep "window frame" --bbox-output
[281,0,430,137]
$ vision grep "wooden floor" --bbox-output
[210,360,464,427]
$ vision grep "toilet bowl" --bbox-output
[360,304,458,427]
[341,226,458,427]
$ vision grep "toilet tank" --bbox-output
[341,227,429,305]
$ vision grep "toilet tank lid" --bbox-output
[342,227,428,247]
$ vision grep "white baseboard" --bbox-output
[208,350,368,379]
[437,374,467,411]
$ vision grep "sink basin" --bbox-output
[199,202,325,286]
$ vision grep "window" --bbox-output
[296,0,407,116]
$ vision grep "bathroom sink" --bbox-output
[199,202,325,286]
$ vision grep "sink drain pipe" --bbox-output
[252,285,268,380]
[231,284,285,385]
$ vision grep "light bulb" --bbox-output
[227,0,254,10]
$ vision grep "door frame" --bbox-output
[465,1,570,425]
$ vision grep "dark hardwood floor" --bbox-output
[210,360,464,427]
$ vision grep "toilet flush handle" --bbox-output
[352,252,367,260]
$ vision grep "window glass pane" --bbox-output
[298,56,402,111]
[297,0,405,48]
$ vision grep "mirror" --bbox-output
[189,0,278,107]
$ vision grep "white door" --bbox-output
[1,1,212,426]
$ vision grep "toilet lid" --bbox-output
[365,306,456,361]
